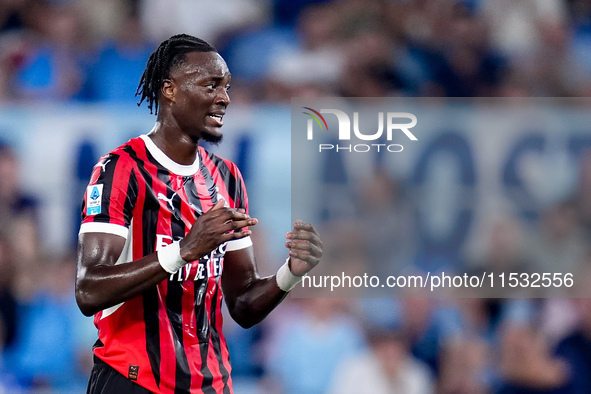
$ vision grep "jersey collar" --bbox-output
[140,134,201,176]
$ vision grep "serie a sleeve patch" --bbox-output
[86,184,104,215]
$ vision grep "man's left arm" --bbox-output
[221,220,322,328]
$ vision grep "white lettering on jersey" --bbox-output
[155,234,173,250]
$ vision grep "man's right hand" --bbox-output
[179,199,257,262]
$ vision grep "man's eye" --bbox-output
[225,85,231,91]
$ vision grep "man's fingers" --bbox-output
[285,239,310,249]
[288,251,320,267]
[286,246,311,255]
[292,220,320,236]
[222,218,258,233]
[221,229,252,241]
[228,209,251,221]
[206,206,251,223]
[287,232,313,240]
[208,199,226,212]
[286,240,322,256]
[286,231,322,249]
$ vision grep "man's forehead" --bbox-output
[174,51,230,78]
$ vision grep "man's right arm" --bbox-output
[75,233,168,316]
[75,199,256,317]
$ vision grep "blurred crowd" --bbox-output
[2,0,591,104]
[2,0,591,393]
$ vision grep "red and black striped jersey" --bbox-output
[80,135,251,394]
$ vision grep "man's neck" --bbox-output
[148,120,199,165]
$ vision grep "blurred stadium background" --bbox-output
[1,0,591,393]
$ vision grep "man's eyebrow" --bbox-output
[209,73,232,81]
[182,70,232,83]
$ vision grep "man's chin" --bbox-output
[201,131,223,146]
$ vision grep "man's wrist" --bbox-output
[276,258,305,292]
[157,241,187,274]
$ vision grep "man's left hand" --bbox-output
[285,220,323,276]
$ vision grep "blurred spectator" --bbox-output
[0,144,40,305]
[498,322,568,393]
[357,168,415,277]
[526,201,587,275]
[0,32,28,101]
[328,328,435,394]
[427,2,506,97]
[481,0,567,59]
[0,144,37,230]
[568,0,591,76]
[539,299,579,346]
[550,298,591,393]
[272,0,331,27]
[356,295,463,379]
[0,235,28,393]
[267,3,345,98]
[441,298,502,392]
[13,0,89,101]
[139,0,270,45]
[438,336,489,394]
[76,0,132,43]
[401,297,462,375]
[0,236,17,353]
[266,298,364,394]
[221,26,299,84]
[339,30,404,97]
[573,150,591,235]
[0,0,26,33]
[481,0,591,96]
[467,216,530,288]
[83,8,153,102]
[303,219,370,298]
[9,255,94,391]
[0,143,38,264]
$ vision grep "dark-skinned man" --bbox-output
[75,34,323,394]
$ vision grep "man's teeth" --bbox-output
[209,115,222,119]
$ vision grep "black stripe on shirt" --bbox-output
[125,144,162,389]
[209,284,231,393]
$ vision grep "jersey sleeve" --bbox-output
[79,153,137,239]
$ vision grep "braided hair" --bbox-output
[136,34,216,114]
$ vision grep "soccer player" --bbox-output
[75,34,323,394]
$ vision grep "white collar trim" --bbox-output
[140,134,200,176]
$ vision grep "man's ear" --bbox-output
[161,79,176,103]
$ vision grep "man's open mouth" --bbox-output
[208,114,224,126]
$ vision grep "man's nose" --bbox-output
[215,88,230,106]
